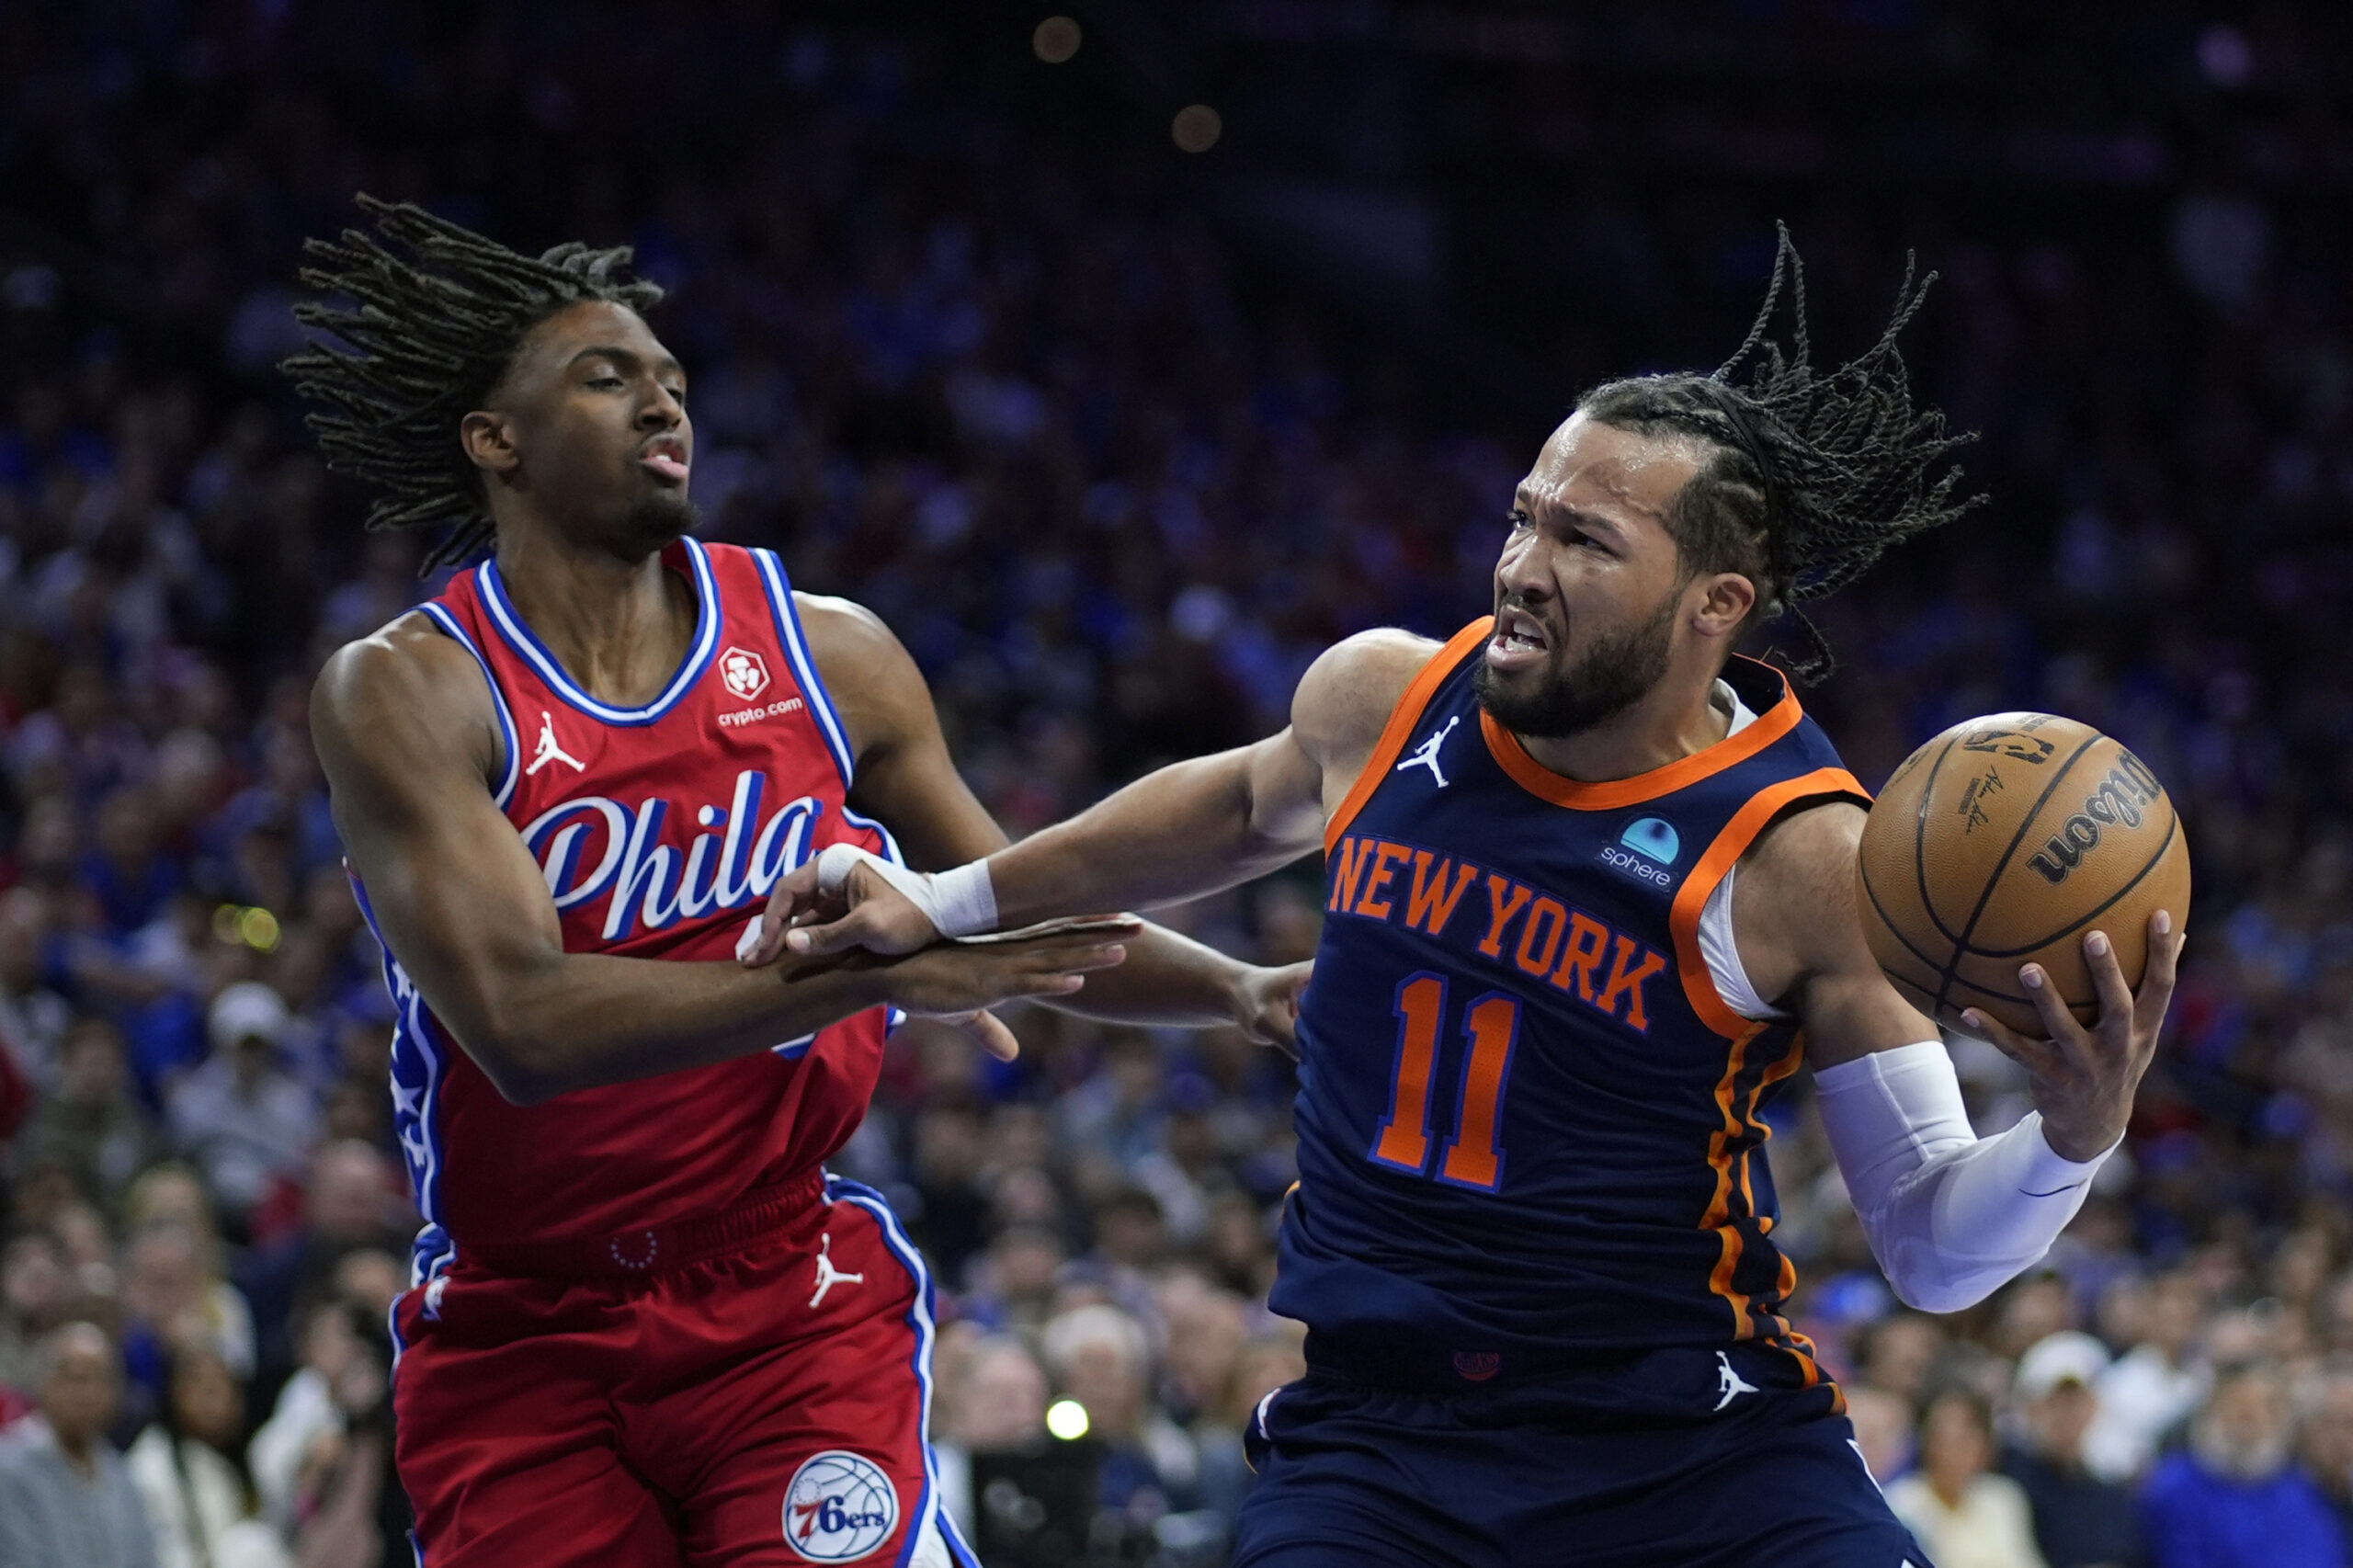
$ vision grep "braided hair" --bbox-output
[1577,224,1979,681]
[281,195,665,571]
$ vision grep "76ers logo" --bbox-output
[782,1450,897,1562]
[722,646,771,701]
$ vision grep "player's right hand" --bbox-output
[742,853,940,965]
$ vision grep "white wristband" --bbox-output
[928,859,999,939]
[810,844,999,938]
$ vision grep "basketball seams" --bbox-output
[1969,812,2180,960]
[1859,856,1987,994]
[1910,733,1967,946]
[1927,732,2108,1022]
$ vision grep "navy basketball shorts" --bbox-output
[1235,1342,1931,1568]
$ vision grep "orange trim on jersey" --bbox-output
[1701,1018,1771,1338]
[1322,619,1495,856]
[1666,766,1872,1042]
[1781,1333,1847,1416]
[1705,1028,1807,1341]
[1478,654,1805,813]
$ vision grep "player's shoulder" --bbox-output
[311,609,494,756]
[1735,794,1870,955]
[1291,628,1449,762]
[790,590,893,651]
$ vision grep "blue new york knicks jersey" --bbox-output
[1272,618,1869,1381]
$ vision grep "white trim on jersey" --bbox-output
[752,548,858,790]
[475,537,723,726]
[415,601,521,809]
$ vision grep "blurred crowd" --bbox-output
[1,4,2350,1566]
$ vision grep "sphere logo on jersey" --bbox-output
[1596,816,1681,889]
[520,768,825,940]
[781,1450,898,1562]
[721,645,771,701]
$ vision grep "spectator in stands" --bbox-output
[1040,1301,1199,1520]
[0,1322,156,1568]
[931,1328,1051,1541]
[83,787,181,940]
[1196,1326,1306,1522]
[1846,1383,1915,1483]
[165,983,315,1232]
[1853,1311,1948,1406]
[125,1345,290,1568]
[961,1222,1067,1336]
[118,1221,256,1428]
[0,889,70,1089]
[13,1016,166,1217]
[1888,1387,2050,1568]
[233,1138,407,1386]
[1157,1274,1248,1426]
[2001,1332,2143,1568]
[2142,1361,2344,1568]
[2297,1362,2353,1542]
[2090,1271,2211,1481]
[0,1231,72,1405]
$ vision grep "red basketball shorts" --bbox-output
[390,1176,976,1568]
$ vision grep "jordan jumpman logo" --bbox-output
[526,710,586,776]
[1394,714,1460,787]
[1713,1350,1759,1413]
[808,1233,865,1308]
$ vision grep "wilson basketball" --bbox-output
[1855,713,2191,1039]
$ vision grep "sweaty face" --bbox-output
[476,300,700,554]
[1472,415,1701,738]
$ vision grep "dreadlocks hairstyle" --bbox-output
[281,195,665,571]
[1575,223,1980,681]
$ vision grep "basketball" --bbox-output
[1855,713,2191,1040]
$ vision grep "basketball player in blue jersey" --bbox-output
[749,233,2187,1566]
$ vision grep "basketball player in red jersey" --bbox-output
[290,199,1302,1567]
[760,237,2189,1566]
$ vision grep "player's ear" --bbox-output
[460,410,519,477]
[1689,571,1756,642]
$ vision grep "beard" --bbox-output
[620,490,702,553]
[1473,587,1679,738]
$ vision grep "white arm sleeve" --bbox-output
[1813,1040,2114,1314]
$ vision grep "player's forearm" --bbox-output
[987,750,1307,927]
[465,949,884,1105]
[1815,1041,2112,1313]
[1038,925,1252,1028]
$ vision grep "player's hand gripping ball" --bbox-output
[1856,713,2190,1040]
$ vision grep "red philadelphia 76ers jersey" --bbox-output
[351,538,902,1284]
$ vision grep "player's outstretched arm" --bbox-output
[312,619,1132,1105]
[745,628,1437,963]
[1745,803,2185,1312]
[781,597,1399,1044]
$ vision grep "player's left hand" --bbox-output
[1234,961,1312,1059]
[1961,909,2187,1163]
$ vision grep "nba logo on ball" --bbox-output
[722,645,771,702]
[782,1450,897,1562]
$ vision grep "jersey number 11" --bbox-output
[1369,973,1522,1191]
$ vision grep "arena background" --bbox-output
[0,3,2347,1564]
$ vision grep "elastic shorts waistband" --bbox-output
[456,1166,829,1278]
